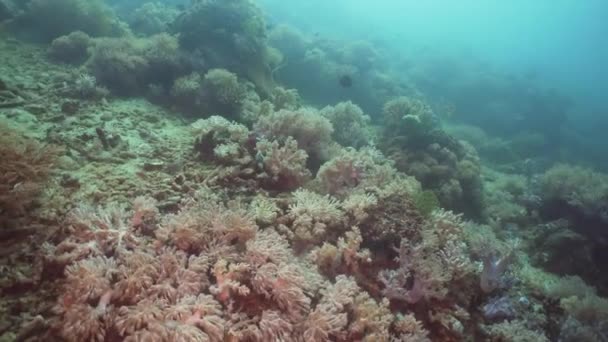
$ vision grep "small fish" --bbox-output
[339,75,353,88]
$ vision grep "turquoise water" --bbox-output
[262,0,608,112]
[259,0,608,170]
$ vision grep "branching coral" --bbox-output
[315,147,423,246]
[254,107,334,168]
[315,146,395,197]
[191,116,251,166]
[287,189,345,248]
[157,197,257,255]
[321,101,373,148]
[255,137,311,191]
[270,86,301,111]
[379,210,473,304]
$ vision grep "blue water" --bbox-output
[258,0,608,169]
[261,0,608,113]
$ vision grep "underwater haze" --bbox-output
[262,0,608,170]
[2,0,608,340]
[262,0,608,112]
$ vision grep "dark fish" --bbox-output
[339,75,353,88]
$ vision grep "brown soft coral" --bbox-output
[255,137,311,191]
[254,107,334,169]
[157,195,257,255]
[287,189,345,249]
[0,123,61,223]
[191,116,252,166]
[38,188,446,341]
[379,209,474,306]
[315,147,423,247]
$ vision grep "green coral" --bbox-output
[413,190,440,218]
[540,164,608,212]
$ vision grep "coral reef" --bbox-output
[8,0,126,42]
[320,101,373,148]
[171,69,247,118]
[0,122,61,225]
[539,164,608,219]
[2,2,608,341]
[379,210,474,305]
[127,2,179,36]
[268,24,404,115]
[172,0,277,96]
[192,115,251,166]
[255,137,311,191]
[86,33,187,96]
[47,31,92,64]
[254,107,334,169]
[36,193,416,341]
[381,96,484,218]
